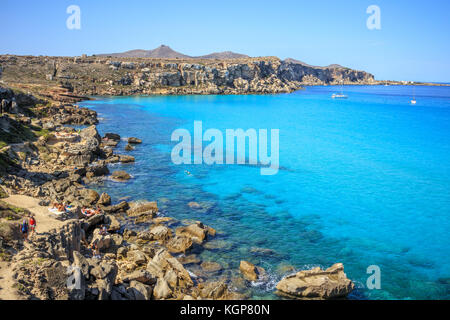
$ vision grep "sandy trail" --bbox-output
[0,261,21,300]
[2,194,65,234]
[0,195,65,300]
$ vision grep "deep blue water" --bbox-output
[80,85,450,300]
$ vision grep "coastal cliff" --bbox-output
[0,55,375,99]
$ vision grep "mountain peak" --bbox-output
[98,45,249,59]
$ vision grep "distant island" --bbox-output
[0,45,446,102]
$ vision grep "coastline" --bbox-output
[0,86,354,300]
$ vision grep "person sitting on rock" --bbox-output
[94,206,102,215]
[99,225,108,236]
[91,239,101,259]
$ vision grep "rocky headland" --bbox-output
[0,53,375,99]
[0,85,354,300]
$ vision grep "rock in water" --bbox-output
[128,137,142,144]
[111,170,131,181]
[240,261,262,281]
[104,133,121,141]
[119,155,135,163]
[275,263,354,299]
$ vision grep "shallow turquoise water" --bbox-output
[80,85,450,300]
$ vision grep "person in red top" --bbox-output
[29,215,36,236]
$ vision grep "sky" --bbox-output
[1,0,449,83]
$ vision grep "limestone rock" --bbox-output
[201,261,223,273]
[98,192,111,206]
[111,170,131,181]
[166,236,193,253]
[128,137,142,144]
[239,260,262,281]
[119,155,135,163]
[121,270,157,285]
[128,280,153,300]
[127,201,158,217]
[104,133,120,141]
[149,225,172,241]
[126,250,147,265]
[153,278,172,299]
[275,263,354,299]
[175,222,210,244]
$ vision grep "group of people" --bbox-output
[19,215,36,242]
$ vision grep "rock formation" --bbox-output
[0,55,375,99]
[275,263,355,299]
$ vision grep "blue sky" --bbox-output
[1,0,449,82]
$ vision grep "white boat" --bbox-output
[332,93,348,99]
[332,82,348,99]
[410,86,417,104]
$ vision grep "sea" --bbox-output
[79,85,450,300]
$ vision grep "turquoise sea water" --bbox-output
[80,85,450,300]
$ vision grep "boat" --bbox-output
[332,81,348,99]
[410,86,417,104]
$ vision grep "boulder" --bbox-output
[91,233,112,251]
[128,280,152,300]
[149,225,172,241]
[177,254,201,265]
[121,270,157,285]
[126,250,147,265]
[275,263,355,299]
[153,278,172,299]
[90,261,117,280]
[240,261,260,281]
[98,192,111,206]
[80,189,100,206]
[199,281,229,300]
[80,125,101,141]
[127,201,158,217]
[128,137,142,144]
[175,222,209,244]
[72,251,90,278]
[104,133,120,141]
[87,163,109,177]
[105,215,120,232]
[119,155,135,163]
[146,260,165,279]
[201,261,223,273]
[166,236,193,253]
[103,201,129,213]
[111,170,131,181]
[86,214,105,230]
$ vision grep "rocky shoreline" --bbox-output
[0,85,355,300]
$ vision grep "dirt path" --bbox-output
[0,195,65,300]
[3,194,65,234]
[0,261,22,300]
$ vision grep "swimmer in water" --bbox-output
[185,170,192,176]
